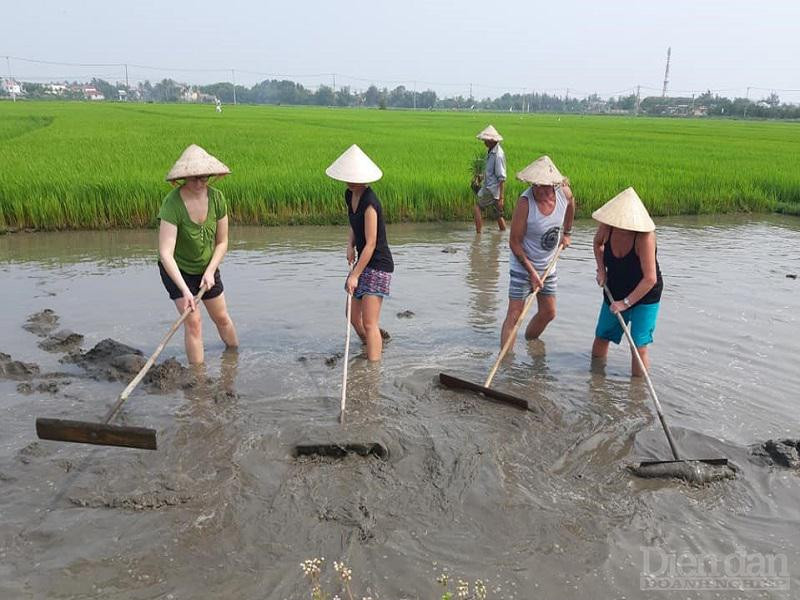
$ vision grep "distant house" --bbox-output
[83,86,105,101]
[1,78,23,95]
[45,83,68,96]
[181,86,198,102]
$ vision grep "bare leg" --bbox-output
[175,298,204,365]
[496,216,507,231]
[500,299,525,349]
[203,293,239,349]
[632,345,650,377]
[524,294,557,340]
[360,295,384,361]
[473,205,483,234]
[591,337,610,360]
[349,297,367,343]
[591,336,610,373]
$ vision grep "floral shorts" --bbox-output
[354,267,392,299]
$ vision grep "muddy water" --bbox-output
[1,216,799,599]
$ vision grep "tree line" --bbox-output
[5,77,800,119]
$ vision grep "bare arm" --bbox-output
[347,228,356,264]
[561,181,576,235]
[345,206,378,294]
[159,220,195,309]
[353,206,377,278]
[593,223,610,276]
[207,215,229,274]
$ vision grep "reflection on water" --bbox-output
[466,231,502,333]
[1,216,799,599]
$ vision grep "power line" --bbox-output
[3,53,798,101]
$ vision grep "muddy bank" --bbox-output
[22,309,60,337]
[751,439,800,468]
[0,352,40,380]
[64,338,195,393]
[38,329,84,353]
[17,380,64,394]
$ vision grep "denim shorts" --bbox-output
[595,301,660,346]
[508,269,557,299]
[354,267,392,299]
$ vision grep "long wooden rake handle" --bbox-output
[484,244,564,388]
[103,286,207,425]
[340,266,354,424]
[602,284,680,461]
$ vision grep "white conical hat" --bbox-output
[476,125,503,142]
[165,144,231,181]
[516,155,564,185]
[325,144,383,184]
[592,187,656,232]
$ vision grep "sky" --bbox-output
[4,0,800,102]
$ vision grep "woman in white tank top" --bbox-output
[502,156,576,348]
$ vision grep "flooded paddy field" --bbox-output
[1,216,799,599]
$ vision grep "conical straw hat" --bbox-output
[325,144,383,184]
[476,125,503,142]
[516,155,564,185]
[165,144,231,181]
[592,187,656,232]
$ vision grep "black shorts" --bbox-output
[158,262,224,301]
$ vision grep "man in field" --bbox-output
[474,125,507,234]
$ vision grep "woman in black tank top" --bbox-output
[590,187,663,376]
[325,144,393,362]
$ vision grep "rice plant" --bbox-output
[1,101,798,231]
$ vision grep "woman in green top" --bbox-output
[158,144,238,365]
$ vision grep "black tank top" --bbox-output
[604,229,663,305]
[346,187,394,273]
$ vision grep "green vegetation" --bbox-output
[1,101,798,231]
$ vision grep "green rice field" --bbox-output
[1,101,798,231]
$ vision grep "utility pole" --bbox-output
[413,80,416,110]
[469,82,473,101]
[332,73,336,93]
[662,47,671,98]
[231,69,237,105]
[124,64,129,90]
[636,85,641,115]
[5,56,16,102]
[744,86,751,118]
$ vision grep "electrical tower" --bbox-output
[661,47,671,98]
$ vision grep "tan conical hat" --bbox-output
[516,155,564,185]
[325,144,383,184]
[165,144,230,181]
[476,125,503,142]
[592,187,656,232]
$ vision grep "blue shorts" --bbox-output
[509,269,557,299]
[595,301,660,346]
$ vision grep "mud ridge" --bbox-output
[751,439,800,469]
[64,338,195,393]
[22,309,59,337]
[0,352,40,380]
[38,329,84,353]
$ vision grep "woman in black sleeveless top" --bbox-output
[325,144,394,362]
[591,188,663,376]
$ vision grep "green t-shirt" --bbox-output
[157,186,227,274]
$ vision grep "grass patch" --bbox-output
[1,102,798,230]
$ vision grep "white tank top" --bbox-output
[509,186,567,275]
